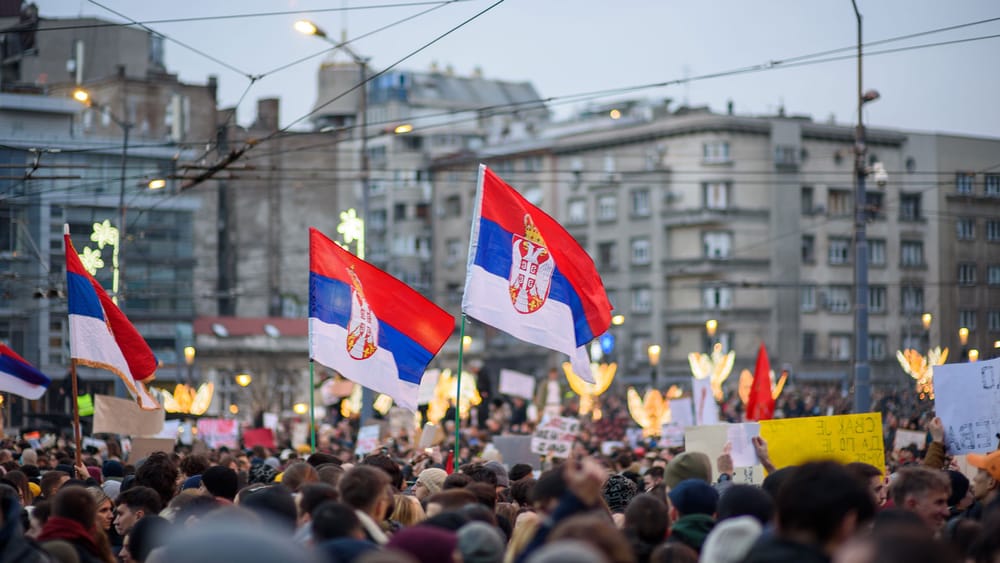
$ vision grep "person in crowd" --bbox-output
[38,485,116,563]
[338,465,393,544]
[665,479,717,553]
[890,466,951,532]
[966,448,1000,519]
[119,515,168,563]
[113,486,162,537]
[413,467,447,501]
[0,483,51,562]
[845,462,887,509]
[133,453,177,510]
[199,465,238,503]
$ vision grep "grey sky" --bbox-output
[36,0,1000,138]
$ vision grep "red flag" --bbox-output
[746,343,775,421]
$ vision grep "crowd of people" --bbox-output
[0,400,998,563]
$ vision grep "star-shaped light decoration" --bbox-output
[425,369,481,424]
[626,385,684,437]
[737,368,787,404]
[561,361,616,419]
[897,347,949,400]
[337,208,365,258]
[159,383,214,415]
[90,220,119,249]
[687,343,736,401]
[79,246,105,276]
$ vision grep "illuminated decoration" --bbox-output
[626,386,683,437]
[373,393,394,415]
[229,404,239,415]
[687,343,736,401]
[293,402,309,415]
[337,208,365,259]
[338,383,394,418]
[426,369,481,424]
[77,220,121,304]
[561,361,616,419]
[897,347,949,400]
[235,373,252,387]
[737,368,787,404]
[159,383,214,415]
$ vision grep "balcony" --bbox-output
[662,257,769,277]
[662,307,772,325]
[661,207,769,228]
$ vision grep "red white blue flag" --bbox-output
[0,343,51,400]
[463,165,612,382]
[309,228,454,410]
[65,227,159,409]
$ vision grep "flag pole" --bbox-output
[70,362,83,466]
[454,315,467,473]
[309,360,317,453]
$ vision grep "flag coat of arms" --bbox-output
[463,165,612,382]
[65,228,159,409]
[0,343,51,400]
[309,228,454,411]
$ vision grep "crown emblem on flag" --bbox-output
[508,214,554,314]
[346,267,379,360]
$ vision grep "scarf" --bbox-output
[37,516,102,557]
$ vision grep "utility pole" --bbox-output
[852,0,870,413]
[216,121,236,316]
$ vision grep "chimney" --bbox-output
[727,99,734,115]
[255,98,280,131]
[207,75,218,103]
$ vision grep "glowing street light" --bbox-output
[393,123,414,134]
[611,314,625,326]
[959,327,969,346]
[705,319,719,338]
[235,373,252,387]
[293,402,309,415]
[147,178,166,190]
[921,313,932,331]
[969,349,980,362]
[72,88,90,104]
[462,335,473,353]
[293,19,323,37]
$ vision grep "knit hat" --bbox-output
[664,452,712,489]
[946,470,970,507]
[28,482,41,498]
[457,521,506,563]
[102,480,121,501]
[416,468,447,495]
[968,449,1000,482]
[602,474,638,513]
[668,478,719,516]
[700,516,762,563]
[102,460,125,479]
[182,475,203,490]
[386,525,458,563]
[86,466,103,484]
[249,463,277,485]
[484,461,510,488]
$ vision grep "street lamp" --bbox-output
[183,346,195,386]
[293,402,309,415]
[647,344,662,388]
[235,373,252,387]
[921,313,932,331]
[705,319,718,351]
[968,349,980,362]
[611,314,625,326]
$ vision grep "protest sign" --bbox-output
[669,398,694,428]
[530,416,579,458]
[684,424,764,484]
[759,412,885,473]
[389,407,417,438]
[356,424,381,456]
[727,423,760,467]
[290,422,309,447]
[660,424,685,448]
[82,437,106,454]
[196,418,239,449]
[692,378,719,425]
[499,369,536,399]
[243,428,276,449]
[129,437,175,462]
[418,423,439,449]
[154,420,180,440]
[494,435,540,469]
[893,429,927,451]
[934,358,1000,455]
[93,395,164,437]
[263,413,280,432]
[601,441,625,456]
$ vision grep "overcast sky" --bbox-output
[35,0,1000,138]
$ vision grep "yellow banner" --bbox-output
[759,412,885,474]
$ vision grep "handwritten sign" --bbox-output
[530,416,579,458]
[684,424,763,484]
[356,424,381,456]
[499,369,536,400]
[934,358,1000,455]
[669,398,694,429]
[759,413,885,473]
[692,378,719,425]
[727,423,760,467]
[893,429,926,451]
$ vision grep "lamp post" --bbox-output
[647,344,661,389]
[959,327,970,361]
[851,0,881,414]
[705,319,719,351]
[183,346,195,386]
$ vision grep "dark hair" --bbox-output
[530,468,567,507]
[761,466,796,500]
[845,462,882,481]
[717,484,775,525]
[126,515,170,562]
[40,470,70,498]
[173,494,220,524]
[178,455,210,478]
[52,485,97,528]
[466,482,497,510]
[306,453,340,467]
[425,489,477,512]
[299,483,339,518]
[624,493,669,544]
[442,472,472,490]
[510,478,536,507]
[422,511,470,531]
[338,466,390,511]
[239,485,297,531]
[280,462,318,493]
[316,464,344,488]
[311,501,362,542]
[134,452,178,509]
[775,461,876,544]
[201,466,238,501]
[650,542,699,563]
[116,486,164,515]
[509,463,533,482]
[646,466,665,480]
[361,454,403,491]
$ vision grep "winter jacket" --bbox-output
[667,513,715,553]
[740,535,830,563]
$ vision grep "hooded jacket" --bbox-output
[668,513,715,553]
[0,486,53,563]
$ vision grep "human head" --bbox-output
[114,485,163,536]
[968,449,1000,503]
[549,513,635,563]
[311,501,364,542]
[239,485,298,532]
[457,521,505,563]
[483,461,510,489]
[40,470,70,499]
[716,484,774,525]
[200,466,239,501]
[602,473,638,514]
[775,462,875,554]
[643,466,664,491]
[87,486,114,531]
[623,493,669,545]
[316,464,344,488]
[2,470,33,506]
[280,462,319,493]
[361,454,403,491]
[425,489,477,518]
[393,494,427,526]
[414,468,447,500]
[890,466,951,532]
[668,478,719,517]
[386,525,459,563]
[122,515,169,563]
[531,468,567,514]
[509,463,533,483]
[178,454,210,479]
[52,485,97,529]
[134,451,178,509]
[338,465,392,519]
[699,515,762,563]
[664,452,712,489]
[297,483,339,524]
[845,462,886,507]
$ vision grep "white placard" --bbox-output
[263,413,280,432]
[660,424,685,448]
[893,429,927,451]
[499,369,536,400]
[530,416,579,458]
[669,398,694,429]
[727,422,760,467]
[601,441,624,456]
[355,424,381,456]
[934,358,1000,455]
[692,378,720,425]
[154,420,181,440]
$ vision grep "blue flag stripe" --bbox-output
[66,271,105,319]
[0,355,51,387]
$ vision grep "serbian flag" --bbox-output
[463,165,612,383]
[309,228,454,411]
[746,342,775,421]
[64,226,159,410]
[0,344,51,400]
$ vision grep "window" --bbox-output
[368,209,387,231]
[704,182,729,210]
[603,154,616,175]
[415,203,430,219]
[986,174,1000,197]
[445,238,462,264]
[802,332,816,359]
[868,335,887,361]
[987,220,1000,241]
[901,286,924,314]
[869,239,886,266]
[901,241,924,267]
[703,141,730,163]
[959,310,977,330]
[990,265,1000,286]
[828,189,852,216]
[703,232,732,259]
[865,192,884,221]
[393,203,407,220]
[957,218,975,240]
[959,263,977,286]
[801,186,815,215]
[956,172,975,194]
[568,199,587,225]
[630,189,650,216]
[988,311,1000,332]
[801,235,815,263]
[829,334,851,361]
[899,193,922,221]
[774,145,798,167]
[801,285,817,312]
[597,195,617,221]
[597,241,618,270]
[631,287,652,314]
[902,335,924,351]
[869,286,886,314]
[703,287,733,310]
[631,238,651,265]
[827,286,851,313]
[443,195,461,217]
[828,237,851,265]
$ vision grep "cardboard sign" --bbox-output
[243,428,276,449]
[499,369,536,399]
[684,424,764,484]
[93,395,165,437]
[692,378,719,425]
[493,435,540,469]
[418,423,439,449]
[154,419,181,440]
[356,424,381,456]
[530,416,579,458]
[660,424,685,448]
[759,413,885,473]
[196,418,239,449]
[129,437,175,462]
[893,429,927,451]
[934,358,1000,455]
[669,398,695,429]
